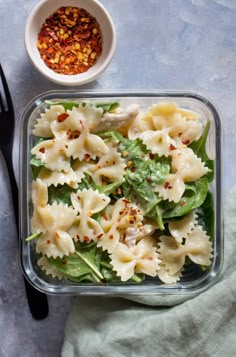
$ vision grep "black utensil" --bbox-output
[0,63,49,319]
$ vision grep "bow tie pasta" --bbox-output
[27,100,214,286]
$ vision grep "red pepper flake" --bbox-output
[97,233,104,239]
[122,199,131,204]
[62,260,68,265]
[131,167,136,172]
[141,153,145,158]
[149,153,155,160]
[130,220,134,224]
[112,161,115,165]
[180,201,186,207]
[67,129,73,139]
[73,130,80,139]
[146,177,151,182]
[46,240,51,244]
[57,113,69,122]
[109,235,113,240]
[77,195,81,200]
[39,147,45,153]
[102,213,108,221]
[84,236,90,242]
[84,153,90,160]
[146,257,153,261]
[76,235,80,240]
[169,143,177,150]
[130,209,137,215]
[168,185,173,189]
[37,6,103,75]
[164,182,170,189]
[55,232,60,239]
[182,139,190,145]
[80,120,85,130]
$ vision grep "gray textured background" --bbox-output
[0,0,236,356]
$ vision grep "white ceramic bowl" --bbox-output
[25,0,116,85]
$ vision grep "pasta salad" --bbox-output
[27,100,214,284]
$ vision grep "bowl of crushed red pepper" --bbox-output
[25,0,116,85]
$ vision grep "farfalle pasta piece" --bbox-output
[31,179,52,233]
[158,235,185,275]
[155,173,185,203]
[66,105,103,131]
[38,167,79,189]
[37,256,64,280]
[89,148,126,184]
[128,102,202,146]
[127,111,151,139]
[33,105,65,138]
[31,127,71,172]
[157,265,183,284]
[70,189,110,243]
[110,237,161,281]
[66,120,109,161]
[155,147,208,203]
[97,198,143,254]
[184,227,213,266]
[158,226,213,280]
[34,202,78,258]
[36,229,75,258]
[151,103,202,145]
[171,147,208,182]
[168,211,197,243]
[38,161,91,189]
[139,129,177,157]
[32,178,48,207]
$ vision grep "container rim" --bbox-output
[19,89,224,296]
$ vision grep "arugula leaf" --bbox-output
[163,176,209,219]
[189,120,214,182]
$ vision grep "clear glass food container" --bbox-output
[19,90,223,296]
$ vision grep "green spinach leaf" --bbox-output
[45,100,119,113]
[163,176,209,219]
[195,191,214,240]
[48,242,104,282]
[48,184,76,205]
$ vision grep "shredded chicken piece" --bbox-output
[92,104,139,133]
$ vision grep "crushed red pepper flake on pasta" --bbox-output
[37,6,103,75]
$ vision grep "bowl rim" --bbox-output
[24,0,117,85]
